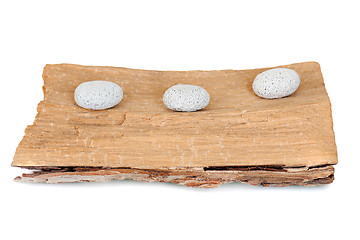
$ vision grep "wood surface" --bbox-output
[12,62,337,187]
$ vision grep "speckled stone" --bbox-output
[74,81,123,110]
[252,68,300,99]
[163,84,210,112]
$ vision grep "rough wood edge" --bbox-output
[15,165,335,188]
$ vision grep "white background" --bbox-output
[0,1,359,239]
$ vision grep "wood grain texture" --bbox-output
[15,165,335,188]
[12,62,337,186]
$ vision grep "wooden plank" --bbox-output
[12,62,337,169]
[12,62,337,187]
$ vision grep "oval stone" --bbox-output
[74,80,123,110]
[163,84,210,112]
[252,68,300,99]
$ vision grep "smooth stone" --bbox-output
[163,84,210,112]
[74,80,123,110]
[252,68,300,99]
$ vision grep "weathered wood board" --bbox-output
[12,62,337,187]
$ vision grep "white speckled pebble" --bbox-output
[252,68,300,99]
[163,84,210,112]
[74,81,123,110]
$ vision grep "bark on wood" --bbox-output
[15,165,335,188]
